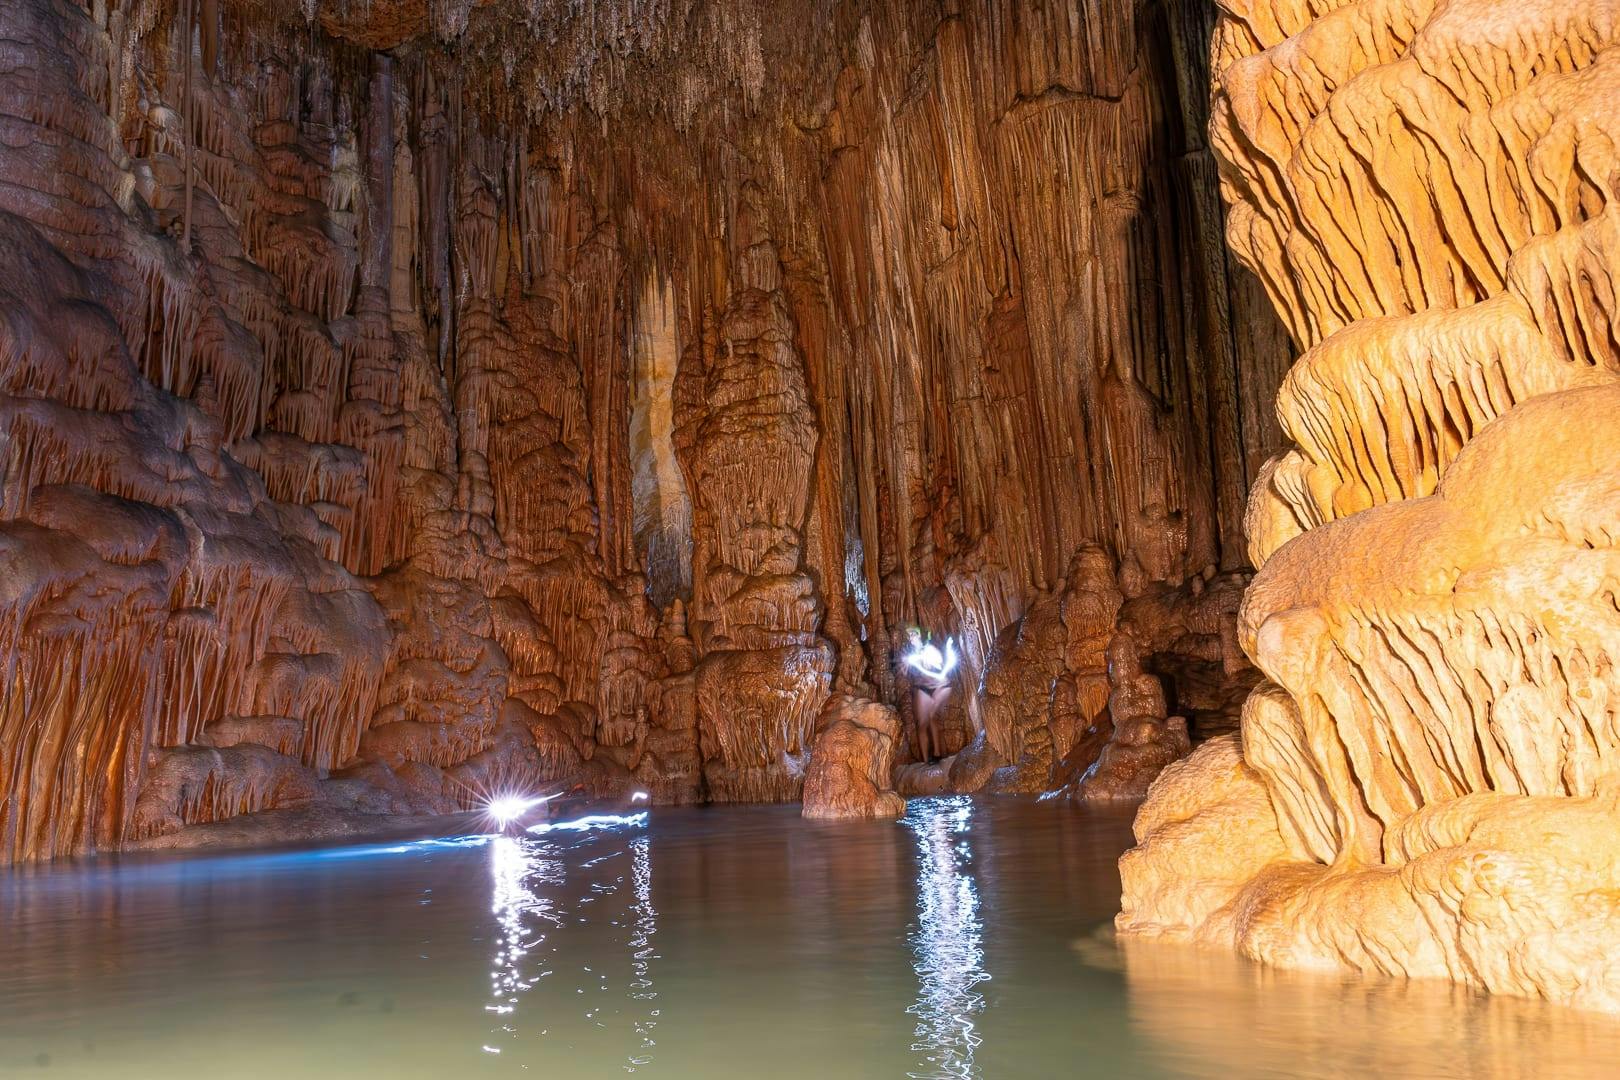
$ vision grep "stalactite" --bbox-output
[180,0,195,251]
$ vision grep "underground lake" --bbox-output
[4,796,1619,1079]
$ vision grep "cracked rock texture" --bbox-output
[0,0,1288,860]
[1118,0,1620,1012]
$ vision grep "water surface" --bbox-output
[2,797,1617,1078]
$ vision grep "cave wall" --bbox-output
[0,0,1289,859]
[1118,0,1620,1012]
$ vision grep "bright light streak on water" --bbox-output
[903,796,988,1080]
[525,812,649,835]
[316,836,492,859]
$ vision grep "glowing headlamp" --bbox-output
[905,636,959,681]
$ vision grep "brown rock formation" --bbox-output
[0,0,1288,860]
[803,693,907,820]
[1119,0,1620,1012]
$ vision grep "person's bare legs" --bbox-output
[931,685,953,761]
[914,685,954,763]
[912,687,930,762]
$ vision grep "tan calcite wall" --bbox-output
[1118,0,1620,1012]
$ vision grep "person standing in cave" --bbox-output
[903,627,959,764]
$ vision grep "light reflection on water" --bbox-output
[903,797,988,1080]
[485,836,563,1040]
[483,814,659,1070]
[3,798,1620,1078]
[626,833,660,1069]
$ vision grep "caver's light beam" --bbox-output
[486,794,552,826]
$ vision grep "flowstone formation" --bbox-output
[0,0,1288,859]
[1118,0,1620,1011]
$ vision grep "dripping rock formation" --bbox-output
[0,0,1290,861]
[1118,0,1620,1013]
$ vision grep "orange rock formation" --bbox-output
[1119,0,1620,1012]
[0,0,1287,859]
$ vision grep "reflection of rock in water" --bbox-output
[1115,934,1620,1080]
[904,797,989,1080]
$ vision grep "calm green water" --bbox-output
[2,797,1618,1078]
